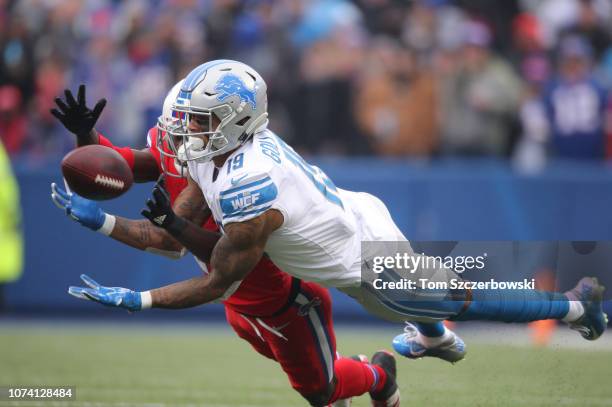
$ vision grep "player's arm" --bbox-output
[110,180,208,256]
[113,176,216,257]
[151,209,281,308]
[98,136,159,183]
[50,176,211,259]
[71,210,282,310]
[140,177,220,263]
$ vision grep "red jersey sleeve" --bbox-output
[97,133,135,170]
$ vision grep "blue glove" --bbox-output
[51,183,107,230]
[68,274,142,312]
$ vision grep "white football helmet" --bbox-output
[161,59,269,164]
[156,79,187,178]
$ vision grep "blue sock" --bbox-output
[414,322,446,337]
[452,289,569,323]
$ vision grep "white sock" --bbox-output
[562,299,584,323]
[419,327,453,348]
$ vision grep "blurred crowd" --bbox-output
[1,0,612,165]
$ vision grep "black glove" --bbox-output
[141,178,187,235]
[50,84,107,144]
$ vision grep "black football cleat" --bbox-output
[369,350,400,407]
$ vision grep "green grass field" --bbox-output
[1,323,611,407]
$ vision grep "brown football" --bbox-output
[61,145,133,200]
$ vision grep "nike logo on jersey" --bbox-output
[153,215,167,225]
[231,174,248,186]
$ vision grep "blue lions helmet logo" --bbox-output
[214,73,257,109]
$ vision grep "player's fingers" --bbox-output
[77,84,86,106]
[68,207,81,221]
[92,99,107,119]
[49,108,66,123]
[65,89,78,108]
[51,192,69,210]
[145,198,157,210]
[152,188,166,205]
[67,286,90,300]
[158,182,170,200]
[80,274,101,289]
[51,182,71,200]
[82,289,103,304]
[155,175,166,189]
[141,208,152,220]
[54,97,70,113]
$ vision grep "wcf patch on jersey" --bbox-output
[219,177,278,221]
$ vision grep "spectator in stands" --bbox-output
[438,20,523,156]
[1,0,609,161]
[511,13,551,171]
[0,13,35,102]
[542,35,608,159]
[513,54,551,172]
[354,38,439,156]
[288,0,368,154]
[562,0,611,59]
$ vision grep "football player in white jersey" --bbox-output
[74,60,606,388]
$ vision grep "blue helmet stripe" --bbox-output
[182,59,237,92]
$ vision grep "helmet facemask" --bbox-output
[156,114,189,178]
[156,79,190,178]
[162,102,252,164]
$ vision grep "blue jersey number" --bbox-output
[226,153,244,175]
[274,136,343,209]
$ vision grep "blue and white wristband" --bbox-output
[97,214,116,236]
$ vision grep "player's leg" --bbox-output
[260,281,399,406]
[451,277,607,340]
[361,271,606,339]
[349,191,467,363]
[365,274,607,342]
[359,192,607,341]
[224,306,276,360]
[226,296,357,406]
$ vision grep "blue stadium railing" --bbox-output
[6,157,612,320]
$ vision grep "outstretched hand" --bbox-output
[50,182,107,231]
[141,178,176,229]
[68,274,142,312]
[50,84,106,145]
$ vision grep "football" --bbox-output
[61,145,133,200]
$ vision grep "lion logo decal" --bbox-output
[215,73,257,109]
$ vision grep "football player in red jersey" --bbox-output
[50,84,398,407]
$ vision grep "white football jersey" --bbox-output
[187,130,405,287]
